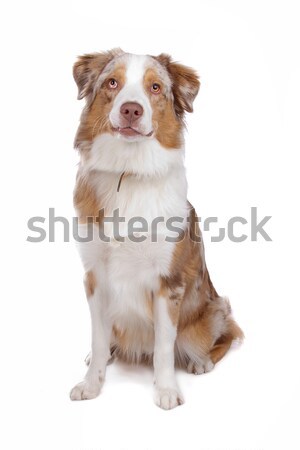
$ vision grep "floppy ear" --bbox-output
[155,54,200,117]
[73,48,123,100]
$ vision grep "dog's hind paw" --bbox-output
[187,358,215,375]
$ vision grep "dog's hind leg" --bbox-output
[177,296,243,375]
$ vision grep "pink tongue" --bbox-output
[119,127,140,137]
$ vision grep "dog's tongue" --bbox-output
[118,127,140,137]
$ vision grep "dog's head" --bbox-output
[74,49,200,150]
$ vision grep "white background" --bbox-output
[1,1,299,449]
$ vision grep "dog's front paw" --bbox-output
[70,380,101,401]
[154,386,184,410]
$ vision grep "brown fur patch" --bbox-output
[154,54,200,117]
[112,323,155,365]
[210,317,244,363]
[73,174,103,224]
[74,63,126,149]
[163,206,216,330]
[159,282,184,326]
[143,68,183,149]
[73,49,124,100]
[161,202,243,367]
[84,271,96,297]
[145,290,154,319]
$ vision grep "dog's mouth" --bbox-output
[113,127,153,138]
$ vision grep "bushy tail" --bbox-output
[210,299,244,364]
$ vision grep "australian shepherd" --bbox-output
[70,49,243,409]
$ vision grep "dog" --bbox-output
[70,49,243,409]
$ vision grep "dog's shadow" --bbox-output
[105,357,188,390]
[107,358,153,387]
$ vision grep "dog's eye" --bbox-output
[151,83,161,94]
[108,79,118,89]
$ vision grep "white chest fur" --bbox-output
[76,135,188,333]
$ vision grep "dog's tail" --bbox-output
[209,298,244,364]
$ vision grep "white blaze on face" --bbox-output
[109,54,154,136]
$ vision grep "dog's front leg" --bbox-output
[153,285,184,410]
[70,272,111,401]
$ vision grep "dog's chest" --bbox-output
[78,169,187,327]
[104,237,175,330]
[92,168,187,223]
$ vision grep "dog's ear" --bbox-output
[73,48,123,100]
[155,54,200,117]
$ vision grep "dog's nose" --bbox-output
[120,102,143,125]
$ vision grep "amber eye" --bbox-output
[108,78,118,89]
[151,83,161,94]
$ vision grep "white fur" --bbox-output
[81,133,188,242]
[109,55,153,136]
[84,132,185,177]
[153,294,184,409]
[70,271,111,400]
